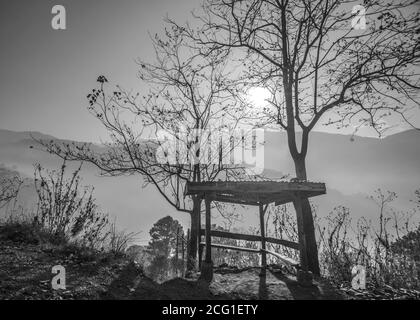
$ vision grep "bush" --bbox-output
[262,190,419,290]
[106,221,139,256]
[318,190,420,290]
[0,218,60,245]
[34,160,109,249]
[0,160,143,265]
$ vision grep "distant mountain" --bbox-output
[263,129,420,210]
[0,128,419,239]
[0,129,177,239]
[0,129,56,146]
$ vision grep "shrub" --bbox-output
[107,220,140,256]
[318,190,420,290]
[34,160,109,248]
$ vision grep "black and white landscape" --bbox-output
[0,0,419,302]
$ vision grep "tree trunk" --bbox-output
[293,156,321,276]
[294,156,307,180]
[186,196,201,273]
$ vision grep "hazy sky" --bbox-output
[0,0,198,142]
[0,0,418,142]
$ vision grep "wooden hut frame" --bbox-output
[185,181,326,282]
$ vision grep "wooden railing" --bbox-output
[198,242,299,268]
[198,228,300,269]
[199,229,299,250]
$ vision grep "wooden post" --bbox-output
[186,196,200,274]
[175,227,179,276]
[197,201,201,247]
[259,203,267,276]
[294,196,308,270]
[198,240,203,268]
[186,228,190,275]
[198,200,202,268]
[181,231,185,276]
[205,196,212,263]
[200,194,213,281]
[181,232,185,261]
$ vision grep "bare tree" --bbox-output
[176,0,420,275]
[40,24,246,272]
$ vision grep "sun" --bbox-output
[247,87,271,112]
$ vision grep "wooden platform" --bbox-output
[186,180,326,283]
[186,181,326,205]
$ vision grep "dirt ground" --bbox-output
[1,239,418,300]
[210,267,343,300]
[0,239,343,300]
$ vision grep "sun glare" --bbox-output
[248,87,271,109]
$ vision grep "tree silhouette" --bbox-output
[172,0,420,275]
[40,24,247,272]
[148,215,183,281]
[40,0,420,276]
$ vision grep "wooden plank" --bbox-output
[205,197,212,263]
[187,196,201,272]
[186,181,326,196]
[212,194,260,206]
[199,229,299,250]
[198,243,299,268]
[175,227,179,266]
[259,204,267,274]
[274,199,293,206]
[198,207,202,269]
[213,193,297,206]
[266,236,293,248]
[262,249,299,267]
[200,196,214,282]
[198,241,203,268]
[199,242,261,253]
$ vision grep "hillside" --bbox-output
[2,234,419,300]
[0,128,419,239]
[0,226,344,300]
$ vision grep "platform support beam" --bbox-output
[200,195,213,281]
[186,196,201,274]
[259,203,268,276]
